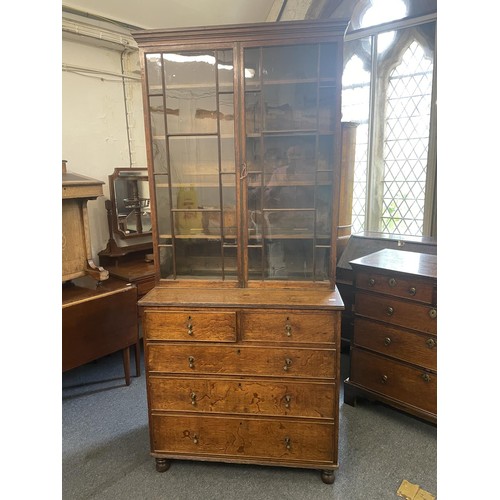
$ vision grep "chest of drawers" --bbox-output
[139,287,344,483]
[343,249,437,423]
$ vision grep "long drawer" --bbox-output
[147,344,336,379]
[150,414,335,464]
[240,311,336,344]
[143,310,237,342]
[355,270,434,303]
[353,317,437,371]
[148,376,336,418]
[354,291,437,334]
[349,349,436,415]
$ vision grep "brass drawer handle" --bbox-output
[284,395,291,409]
[188,356,195,368]
[388,277,397,287]
[284,437,291,450]
[422,373,431,383]
[429,308,437,319]
[426,338,436,349]
[368,278,376,287]
[285,324,292,337]
[190,392,197,405]
[384,337,392,346]
[386,306,394,316]
[192,433,199,444]
[381,374,388,384]
[408,287,416,296]
[283,358,292,371]
[187,316,193,335]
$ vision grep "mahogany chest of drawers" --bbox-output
[139,287,344,483]
[343,249,437,423]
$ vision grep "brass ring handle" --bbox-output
[283,358,292,371]
[384,337,392,346]
[188,356,195,368]
[285,324,292,337]
[388,278,397,287]
[368,278,376,286]
[190,392,197,405]
[381,375,388,384]
[386,306,394,316]
[408,287,416,296]
[421,373,431,383]
[429,308,437,319]
[284,437,291,450]
[284,395,291,409]
[426,338,436,349]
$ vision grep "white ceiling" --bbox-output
[62,0,284,30]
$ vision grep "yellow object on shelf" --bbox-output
[175,186,203,235]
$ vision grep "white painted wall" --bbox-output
[62,31,147,263]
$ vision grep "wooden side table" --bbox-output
[62,276,141,384]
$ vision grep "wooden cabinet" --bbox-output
[141,287,342,483]
[343,249,437,423]
[132,19,348,483]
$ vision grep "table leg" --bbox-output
[122,346,131,385]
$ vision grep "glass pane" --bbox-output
[216,49,234,88]
[244,48,261,89]
[169,136,219,187]
[155,175,171,237]
[262,45,318,81]
[146,53,163,94]
[159,246,174,279]
[163,52,217,134]
[263,83,317,131]
[319,43,338,81]
[245,91,261,134]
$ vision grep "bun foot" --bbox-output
[321,470,335,484]
[155,458,171,472]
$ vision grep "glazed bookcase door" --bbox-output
[243,42,341,283]
[145,49,239,280]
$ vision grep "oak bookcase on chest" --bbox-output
[344,249,437,423]
[132,19,349,484]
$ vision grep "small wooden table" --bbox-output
[62,276,141,385]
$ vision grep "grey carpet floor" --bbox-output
[62,347,437,499]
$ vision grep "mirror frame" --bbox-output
[108,167,151,239]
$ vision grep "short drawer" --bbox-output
[148,376,336,419]
[355,270,435,303]
[147,344,336,379]
[151,414,335,464]
[240,310,336,344]
[349,348,436,415]
[353,317,436,371]
[143,310,237,342]
[354,291,437,334]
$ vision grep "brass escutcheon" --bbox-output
[188,356,195,368]
[283,358,292,371]
[421,373,431,383]
[381,374,388,384]
[285,324,292,336]
[368,278,376,286]
[426,338,436,349]
[284,395,291,409]
[192,434,199,444]
[384,337,392,346]
[386,306,394,316]
[388,277,397,287]
[284,437,291,450]
[190,392,197,405]
[429,308,437,319]
[408,287,416,296]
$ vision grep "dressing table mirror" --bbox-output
[98,167,156,303]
